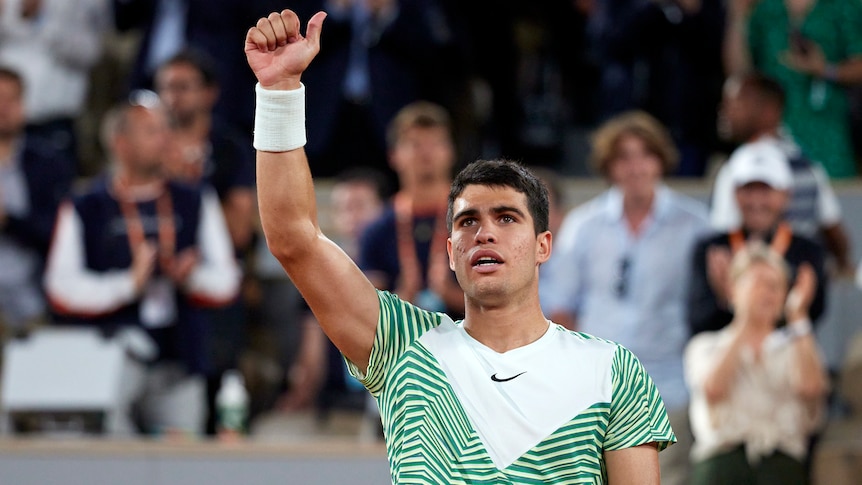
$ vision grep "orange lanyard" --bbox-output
[393,192,448,293]
[729,222,793,256]
[113,178,176,272]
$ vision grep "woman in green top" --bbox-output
[725,0,862,178]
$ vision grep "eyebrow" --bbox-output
[453,205,527,223]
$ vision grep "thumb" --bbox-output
[305,11,327,49]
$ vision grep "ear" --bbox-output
[536,231,552,265]
[447,237,455,271]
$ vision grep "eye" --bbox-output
[500,214,516,223]
[459,217,476,227]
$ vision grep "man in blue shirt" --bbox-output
[543,111,709,485]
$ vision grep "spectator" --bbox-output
[154,49,258,434]
[724,0,862,178]
[155,49,256,254]
[0,0,110,172]
[360,101,464,316]
[0,67,73,338]
[289,0,457,180]
[689,140,827,336]
[685,242,828,484]
[711,72,852,274]
[43,92,240,435]
[543,111,709,485]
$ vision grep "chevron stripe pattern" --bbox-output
[348,291,675,484]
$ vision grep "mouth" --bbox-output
[470,250,504,271]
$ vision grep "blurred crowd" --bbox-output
[0,0,861,483]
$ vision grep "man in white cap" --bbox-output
[688,140,827,335]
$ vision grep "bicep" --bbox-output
[280,234,380,373]
[604,443,660,485]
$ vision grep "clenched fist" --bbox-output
[244,9,327,90]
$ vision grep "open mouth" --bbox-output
[473,257,502,267]
[470,250,505,268]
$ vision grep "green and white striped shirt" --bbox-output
[347,291,675,484]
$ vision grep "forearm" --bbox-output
[820,56,862,85]
[791,330,828,399]
[255,84,321,263]
[723,14,751,75]
[701,330,747,403]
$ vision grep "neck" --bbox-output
[401,180,450,209]
[730,315,774,345]
[174,113,211,141]
[622,190,655,233]
[745,223,778,241]
[462,289,548,353]
[750,127,780,142]
[115,165,163,191]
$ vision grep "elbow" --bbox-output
[263,220,319,265]
[796,375,829,401]
[703,381,728,405]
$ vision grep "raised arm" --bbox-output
[245,10,379,371]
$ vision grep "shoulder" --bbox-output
[363,206,397,237]
[789,233,825,255]
[666,190,709,224]
[693,231,729,253]
[557,194,610,239]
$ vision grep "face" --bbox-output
[0,77,24,138]
[447,185,551,306]
[155,63,216,126]
[735,182,788,233]
[390,126,454,186]
[718,81,758,142]
[731,261,787,325]
[115,106,172,177]
[331,181,383,240]
[608,134,663,201]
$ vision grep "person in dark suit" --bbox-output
[0,67,74,334]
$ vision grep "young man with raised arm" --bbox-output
[246,9,673,484]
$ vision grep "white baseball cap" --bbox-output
[727,140,793,190]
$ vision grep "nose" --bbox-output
[474,222,497,244]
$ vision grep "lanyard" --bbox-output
[113,177,176,272]
[393,191,448,296]
[729,222,793,256]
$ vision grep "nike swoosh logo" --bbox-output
[490,371,526,382]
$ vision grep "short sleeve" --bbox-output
[604,346,676,452]
[345,290,442,397]
[812,164,842,224]
[709,163,741,231]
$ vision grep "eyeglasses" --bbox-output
[614,255,631,299]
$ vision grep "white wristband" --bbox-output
[253,82,306,152]
[787,318,813,338]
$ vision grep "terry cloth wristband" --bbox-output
[253,82,306,152]
[786,318,813,339]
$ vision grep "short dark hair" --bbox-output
[447,159,549,235]
[0,66,24,94]
[739,72,786,111]
[158,49,219,87]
